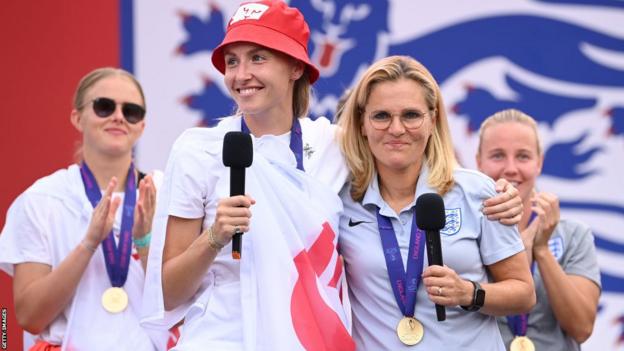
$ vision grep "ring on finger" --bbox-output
[234,226,243,235]
[437,286,443,296]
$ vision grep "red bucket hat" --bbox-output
[211,0,320,84]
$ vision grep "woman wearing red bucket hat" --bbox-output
[140,1,523,350]
[141,1,353,350]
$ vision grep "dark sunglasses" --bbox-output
[88,97,146,124]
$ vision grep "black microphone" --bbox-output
[222,131,253,259]
[415,193,446,322]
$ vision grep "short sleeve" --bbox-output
[472,174,524,265]
[480,216,524,266]
[164,129,220,220]
[560,219,602,288]
[0,193,54,275]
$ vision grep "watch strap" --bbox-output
[461,280,485,312]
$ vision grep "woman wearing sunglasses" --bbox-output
[0,67,169,350]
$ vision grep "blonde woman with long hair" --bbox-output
[337,56,535,350]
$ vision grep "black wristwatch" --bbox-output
[461,280,485,312]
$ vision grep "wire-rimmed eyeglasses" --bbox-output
[366,109,432,130]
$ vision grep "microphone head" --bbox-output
[223,131,253,168]
[415,193,446,230]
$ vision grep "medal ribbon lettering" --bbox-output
[376,209,425,318]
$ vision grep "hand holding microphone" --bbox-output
[210,196,255,251]
[221,131,253,259]
[416,193,446,322]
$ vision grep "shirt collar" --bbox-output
[361,161,435,216]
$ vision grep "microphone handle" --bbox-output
[230,168,246,259]
[426,229,446,321]
[232,234,242,259]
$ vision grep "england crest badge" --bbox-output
[441,208,462,236]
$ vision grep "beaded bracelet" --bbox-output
[133,232,152,249]
[207,227,225,251]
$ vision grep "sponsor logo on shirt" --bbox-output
[348,218,370,227]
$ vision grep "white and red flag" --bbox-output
[141,120,353,350]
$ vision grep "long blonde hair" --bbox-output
[338,55,457,201]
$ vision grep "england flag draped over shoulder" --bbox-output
[140,122,354,350]
[240,138,353,350]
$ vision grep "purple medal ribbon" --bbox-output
[241,117,305,171]
[506,211,538,337]
[80,162,136,288]
[376,209,426,318]
[506,264,536,337]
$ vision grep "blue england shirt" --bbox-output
[339,164,524,350]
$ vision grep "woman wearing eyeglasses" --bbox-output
[0,67,169,350]
[336,56,536,350]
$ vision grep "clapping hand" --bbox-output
[83,177,121,250]
[133,175,156,239]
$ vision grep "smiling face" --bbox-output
[477,121,543,202]
[71,75,145,159]
[223,42,304,122]
[361,78,435,176]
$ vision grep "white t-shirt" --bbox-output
[0,165,168,351]
[339,165,525,351]
[141,116,349,350]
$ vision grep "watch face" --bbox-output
[460,281,485,312]
[475,287,486,307]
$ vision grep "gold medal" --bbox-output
[101,287,129,313]
[396,316,424,345]
[510,336,535,351]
